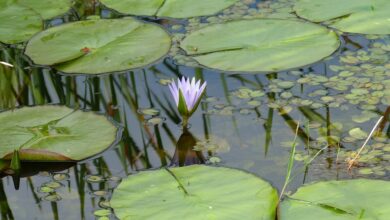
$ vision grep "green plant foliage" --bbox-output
[294,0,390,34]
[111,165,278,220]
[0,0,42,44]
[25,18,171,74]
[0,106,118,161]
[280,179,390,219]
[180,19,340,72]
[100,0,239,18]
[18,0,72,20]
[0,0,72,44]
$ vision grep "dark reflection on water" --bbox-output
[171,129,206,167]
[0,0,389,219]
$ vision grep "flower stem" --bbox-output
[182,116,189,129]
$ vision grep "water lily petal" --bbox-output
[168,76,206,117]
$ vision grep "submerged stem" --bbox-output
[182,116,189,129]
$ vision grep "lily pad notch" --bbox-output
[100,0,240,19]
[0,106,119,161]
[180,19,341,73]
[25,18,172,74]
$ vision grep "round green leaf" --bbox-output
[0,0,42,44]
[111,165,278,220]
[348,127,368,140]
[180,19,340,72]
[280,179,390,219]
[18,0,72,20]
[100,0,239,18]
[294,0,390,35]
[0,106,118,161]
[25,18,171,74]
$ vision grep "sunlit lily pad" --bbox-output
[280,179,390,219]
[111,165,277,220]
[294,0,390,34]
[25,18,171,74]
[180,19,340,72]
[100,0,239,18]
[0,106,118,161]
[0,0,42,44]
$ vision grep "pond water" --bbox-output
[0,0,389,219]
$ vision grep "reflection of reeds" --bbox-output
[0,180,14,219]
[0,65,17,109]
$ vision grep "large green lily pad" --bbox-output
[100,0,239,18]
[18,0,72,20]
[0,0,72,44]
[0,0,42,44]
[111,165,278,220]
[25,18,171,74]
[0,106,118,161]
[280,179,390,219]
[180,19,340,72]
[294,0,390,35]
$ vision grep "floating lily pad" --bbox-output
[0,106,118,161]
[18,0,72,20]
[280,179,390,219]
[25,18,171,74]
[294,0,390,34]
[0,0,72,44]
[348,127,368,140]
[180,19,340,72]
[111,165,277,220]
[0,0,42,44]
[100,0,239,18]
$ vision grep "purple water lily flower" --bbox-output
[168,77,206,124]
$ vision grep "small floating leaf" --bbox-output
[208,156,221,164]
[277,81,295,89]
[146,117,165,125]
[86,175,104,183]
[348,127,368,140]
[138,108,160,116]
[358,168,373,175]
[93,191,108,197]
[43,193,62,202]
[52,173,70,181]
[43,181,62,189]
[39,186,55,193]
[94,209,111,217]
